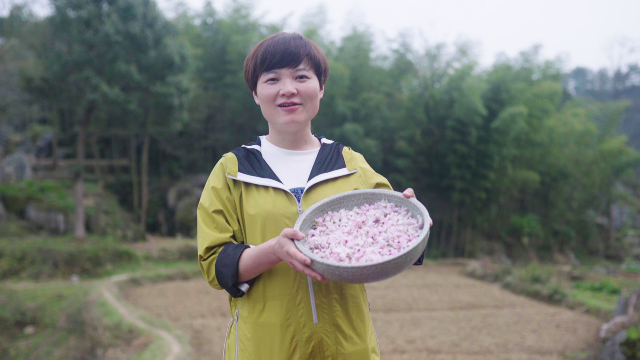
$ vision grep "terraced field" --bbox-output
[123,263,602,360]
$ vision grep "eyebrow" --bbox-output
[262,66,310,77]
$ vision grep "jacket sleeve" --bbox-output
[351,149,424,266]
[197,155,256,297]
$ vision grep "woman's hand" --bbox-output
[402,188,433,227]
[271,228,328,282]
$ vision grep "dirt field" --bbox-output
[122,263,602,360]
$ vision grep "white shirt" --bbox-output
[260,135,320,190]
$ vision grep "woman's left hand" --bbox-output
[402,188,433,227]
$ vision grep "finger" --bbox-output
[402,188,415,199]
[309,270,329,282]
[286,258,308,274]
[286,246,312,266]
[281,228,305,240]
[287,258,325,281]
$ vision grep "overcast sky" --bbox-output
[158,0,640,71]
[6,0,639,71]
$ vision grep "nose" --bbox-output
[279,78,297,97]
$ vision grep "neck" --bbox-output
[266,125,320,151]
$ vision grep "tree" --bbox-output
[26,0,131,240]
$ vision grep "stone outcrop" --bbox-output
[0,200,6,222]
[24,202,68,234]
[1,151,33,182]
[600,291,640,360]
[167,175,208,236]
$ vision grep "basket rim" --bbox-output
[294,189,431,268]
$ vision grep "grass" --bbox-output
[0,235,141,281]
[465,259,640,320]
[0,281,141,360]
[567,289,620,313]
[131,336,169,360]
[0,234,205,360]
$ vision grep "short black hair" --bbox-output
[244,32,329,93]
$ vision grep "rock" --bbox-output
[1,151,33,182]
[167,176,208,236]
[24,202,68,233]
[35,132,53,158]
[600,330,627,360]
[23,325,36,335]
[600,291,640,359]
[566,250,581,267]
[499,254,513,266]
[175,196,199,237]
[614,295,629,317]
[0,200,6,222]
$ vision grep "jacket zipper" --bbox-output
[296,171,356,325]
[234,310,239,360]
[297,204,319,324]
[226,169,358,326]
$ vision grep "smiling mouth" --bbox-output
[278,102,301,108]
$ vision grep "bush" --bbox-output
[622,326,640,360]
[515,262,555,284]
[0,289,40,333]
[0,180,74,214]
[0,238,140,280]
[0,285,141,360]
[574,279,621,295]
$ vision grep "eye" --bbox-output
[296,75,310,80]
[265,77,278,83]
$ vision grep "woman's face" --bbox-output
[253,63,324,131]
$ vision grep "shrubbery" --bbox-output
[622,326,640,359]
[0,238,140,280]
[574,279,621,295]
[0,180,74,214]
[464,259,635,319]
[0,285,141,359]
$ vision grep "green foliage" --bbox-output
[0,180,74,213]
[566,289,619,313]
[514,262,555,284]
[622,326,640,360]
[573,280,621,295]
[624,264,640,274]
[0,237,140,280]
[465,260,630,319]
[2,0,640,258]
[0,284,140,360]
[0,288,40,333]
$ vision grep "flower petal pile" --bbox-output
[306,200,421,264]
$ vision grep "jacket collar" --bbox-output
[228,135,356,192]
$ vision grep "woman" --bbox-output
[197,32,428,360]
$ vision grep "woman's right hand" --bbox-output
[271,228,328,282]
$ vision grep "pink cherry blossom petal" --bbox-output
[307,200,421,264]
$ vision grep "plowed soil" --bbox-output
[122,264,601,360]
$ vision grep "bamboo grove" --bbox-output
[1,0,640,261]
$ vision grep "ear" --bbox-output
[253,91,260,105]
[319,86,325,100]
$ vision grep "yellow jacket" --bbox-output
[197,137,391,360]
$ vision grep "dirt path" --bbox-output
[122,264,602,360]
[101,275,182,360]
